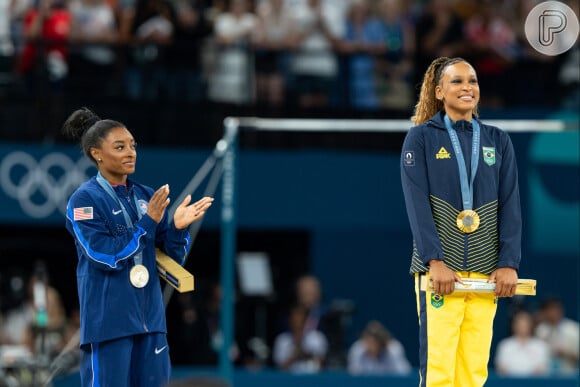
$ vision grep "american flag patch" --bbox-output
[73,207,94,221]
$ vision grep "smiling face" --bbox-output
[435,61,480,121]
[90,126,136,184]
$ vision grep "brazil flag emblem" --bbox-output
[483,147,496,166]
[431,293,444,308]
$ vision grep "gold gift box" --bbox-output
[421,276,536,296]
[156,249,195,293]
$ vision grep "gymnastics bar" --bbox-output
[234,117,568,133]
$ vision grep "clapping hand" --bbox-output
[173,195,214,230]
[147,184,171,223]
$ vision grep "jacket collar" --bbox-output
[428,111,478,132]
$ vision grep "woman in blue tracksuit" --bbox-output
[400,57,522,386]
[62,107,213,387]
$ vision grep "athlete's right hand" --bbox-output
[147,184,170,223]
[428,260,462,295]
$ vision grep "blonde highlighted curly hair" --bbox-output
[411,57,479,125]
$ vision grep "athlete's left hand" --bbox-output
[489,267,518,297]
[173,196,214,229]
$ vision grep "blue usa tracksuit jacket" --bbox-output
[65,176,191,346]
[401,111,522,275]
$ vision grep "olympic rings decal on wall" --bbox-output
[0,151,97,218]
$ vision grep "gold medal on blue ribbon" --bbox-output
[130,264,150,288]
[96,173,150,289]
[456,209,480,233]
[443,115,482,235]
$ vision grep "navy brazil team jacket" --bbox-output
[401,111,521,275]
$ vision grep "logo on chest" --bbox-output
[436,147,451,160]
[483,146,496,166]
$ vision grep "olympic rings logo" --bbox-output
[0,151,96,218]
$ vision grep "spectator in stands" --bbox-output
[278,274,328,350]
[463,0,518,108]
[68,0,120,95]
[16,0,71,93]
[412,0,465,88]
[7,0,34,56]
[294,274,325,334]
[291,273,351,368]
[450,0,478,21]
[504,0,560,107]
[336,0,385,110]
[203,0,226,25]
[376,0,415,110]
[252,0,293,107]
[165,0,213,103]
[535,297,580,375]
[286,0,344,108]
[23,284,71,360]
[0,262,70,362]
[207,0,256,104]
[347,320,411,375]
[0,0,15,80]
[13,0,71,141]
[120,0,174,100]
[0,269,33,351]
[494,310,550,376]
[272,304,328,373]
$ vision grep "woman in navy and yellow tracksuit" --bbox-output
[63,107,213,387]
[400,57,521,387]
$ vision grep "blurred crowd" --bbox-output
[0,0,578,112]
[1,265,579,383]
[494,299,579,377]
[0,263,80,386]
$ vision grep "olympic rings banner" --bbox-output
[0,145,98,223]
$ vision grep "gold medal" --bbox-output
[130,264,150,288]
[456,210,480,233]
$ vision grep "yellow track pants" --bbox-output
[415,272,497,387]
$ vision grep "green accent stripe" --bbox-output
[409,196,499,274]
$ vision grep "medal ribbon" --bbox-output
[96,172,143,266]
[443,115,480,211]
